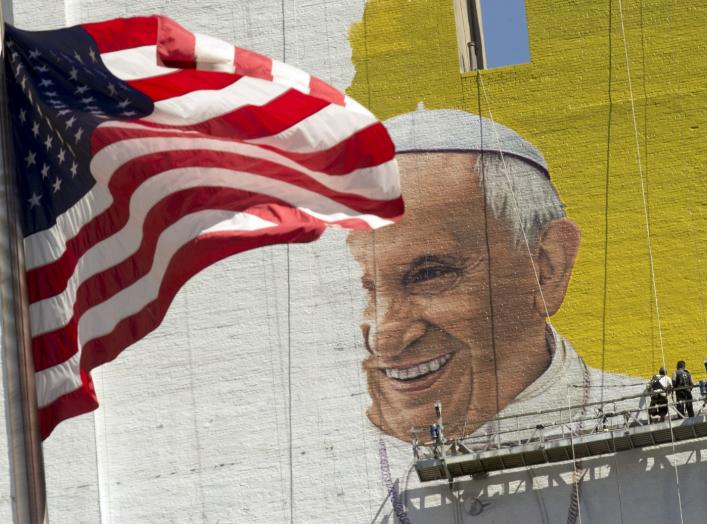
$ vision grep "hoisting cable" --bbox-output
[280,2,296,521]
[616,1,685,523]
[476,73,585,524]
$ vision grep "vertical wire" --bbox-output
[475,71,502,427]
[183,290,207,521]
[262,249,289,522]
[604,18,627,518]
[638,0,656,374]
[281,1,295,521]
[341,2,374,516]
[476,74,584,524]
[286,245,294,524]
[360,0,379,447]
[600,0,614,406]
[92,378,108,524]
[615,1,684,522]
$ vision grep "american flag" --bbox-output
[4,16,402,439]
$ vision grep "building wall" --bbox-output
[2,0,705,522]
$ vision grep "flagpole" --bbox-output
[0,2,48,523]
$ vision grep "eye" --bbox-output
[405,265,457,284]
[402,259,464,295]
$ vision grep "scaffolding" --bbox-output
[411,387,707,484]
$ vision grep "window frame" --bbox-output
[453,0,487,72]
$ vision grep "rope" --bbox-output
[615,1,684,522]
[280,3,296,521]
[183,290,207,521]
[610,449,627,524]
[474,73,503,434]
[344,245,375,517]
[477,73,584,524]
[286,244,295,524]
[261,249,289,522]
[600,0,615,404]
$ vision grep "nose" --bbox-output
[362,298,427,358]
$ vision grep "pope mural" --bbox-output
[348,109,643,442]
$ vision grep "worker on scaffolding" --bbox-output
[430,423,442,458]
[672,361,695,418]
[647,367,672,422]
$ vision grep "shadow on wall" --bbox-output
[384,439,707,523]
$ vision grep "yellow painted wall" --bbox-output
[348,0,706,379]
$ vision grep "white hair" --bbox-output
[475,152,566,247]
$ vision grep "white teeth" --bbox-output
[383,353,452,381]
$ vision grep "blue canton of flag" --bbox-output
[4,25,152,236]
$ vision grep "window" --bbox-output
[453,0,531,72]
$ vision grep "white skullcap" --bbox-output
[384,108,549,176]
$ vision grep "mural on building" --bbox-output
[3,0,702,523]
[347,108,647,443]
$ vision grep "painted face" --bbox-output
[348,152,546,441]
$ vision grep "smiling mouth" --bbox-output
[382,353,453,381]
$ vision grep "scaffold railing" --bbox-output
[411,386,707,484]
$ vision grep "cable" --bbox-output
[183,290,207,521]
[477,73,585,524]
[616,1,684,522]
[280,3,296,522]
[286,243,295,524]
[261,249,289,522]
[600,0,615,404]
[475,73,503,430]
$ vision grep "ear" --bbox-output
[533,218,580,317]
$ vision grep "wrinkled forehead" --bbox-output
[348,152,487,263]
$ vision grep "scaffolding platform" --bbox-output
[412,390,707,484]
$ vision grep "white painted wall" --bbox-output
[3,1,706,523]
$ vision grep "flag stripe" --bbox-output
[244,103,378,154]
[37,370,97,440]
[97,20,348,111]
[82,16,159,53]
[97,120,396,177]
[27,145,401,304]
[103,95,331,149]
[127,69,242,102]
[156,14,196,69]
[90,132,399,195]
[101,45,175,81]
[309,76,346,106]
[194,33,236,72]
[234,47,273,81]
[272,60,310,94]
[140,75,290,125]
[29,162,398,335]
[36,352,83,407]
[23,131,398,276]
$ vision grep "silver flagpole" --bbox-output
[0,2,49,522]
